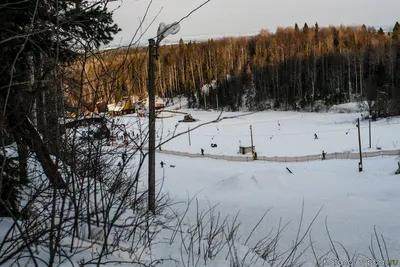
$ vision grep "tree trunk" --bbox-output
[7,97,67,189]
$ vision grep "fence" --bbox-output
[118,144,400,163]
[157,149,400,163]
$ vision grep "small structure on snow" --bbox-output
[155,100,165,110]
[179,114,197,122]
[94,101,108,114]
[108,96,135,116]
[238,146,255,155]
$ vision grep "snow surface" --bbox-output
[2,108,400,266]
[152,154,400,265]
[113,108,400,265]
[122,109,400,157]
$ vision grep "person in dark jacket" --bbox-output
[322,150,326,160]
[201,148,204,156]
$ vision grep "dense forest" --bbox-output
[71,22,400,116]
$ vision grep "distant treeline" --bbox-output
[72,22,400,115]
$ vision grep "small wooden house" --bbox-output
[94,101,108,114]
[80,100,95,114]
[239,146,255,155]
[108,96,135,116]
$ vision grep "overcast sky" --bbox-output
[106,0,400,47]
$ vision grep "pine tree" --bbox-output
[314,22,320,42]
[378,27,385,35]
[392,21,400,40]
[303,23,309,35]
[0,0,120,212]
[361,24,367,32]
[294,23,299,33]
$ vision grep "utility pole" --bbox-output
[215,88,219,110]
[146,21,181,213]
[369,115,372,149]
[356,118,363,172]
[250,125,254,153]
[148,38,157,213]
[188,126,191,146]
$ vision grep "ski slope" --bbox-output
[2,106,400,266]
[121,107,400,265]
[152,154,400,266]
[120,109,400,157]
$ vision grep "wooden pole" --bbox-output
[369,116,371,149]
[148,39,156,213]
[356,118,363,172]
[250,125,254,153]
[216,88,219,110]
[188,126,191,146]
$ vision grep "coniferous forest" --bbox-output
[71,22,400,116]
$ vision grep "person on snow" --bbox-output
[201,148,204,156]
[254,152,258,160]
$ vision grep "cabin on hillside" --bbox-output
[80,100,95,115]
[94,101,108,114]
[62,104,79,118]
[108,96,135,116]
[155,99,165,110]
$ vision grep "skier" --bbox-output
[322,150,326,160]
[314,133,318,139]
[201,148,204,156]
[160,161,165,168]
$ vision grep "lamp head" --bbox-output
[156,22,181,45]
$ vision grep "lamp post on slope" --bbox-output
[148,22,181,213]
[369,115,372,149]
[356,118,363,172]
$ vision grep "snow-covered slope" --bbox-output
[122,110,400,157]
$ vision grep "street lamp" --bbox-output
[368,115,372,149]
[356,118,363,172]
[148,22,181,213]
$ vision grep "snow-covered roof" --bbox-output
[107,101,127,112]
[107,104,116,111]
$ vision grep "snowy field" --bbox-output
[119,108,400,157]
[118,107,400,265]
[2,106,400,266]
[152,154,400,265]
